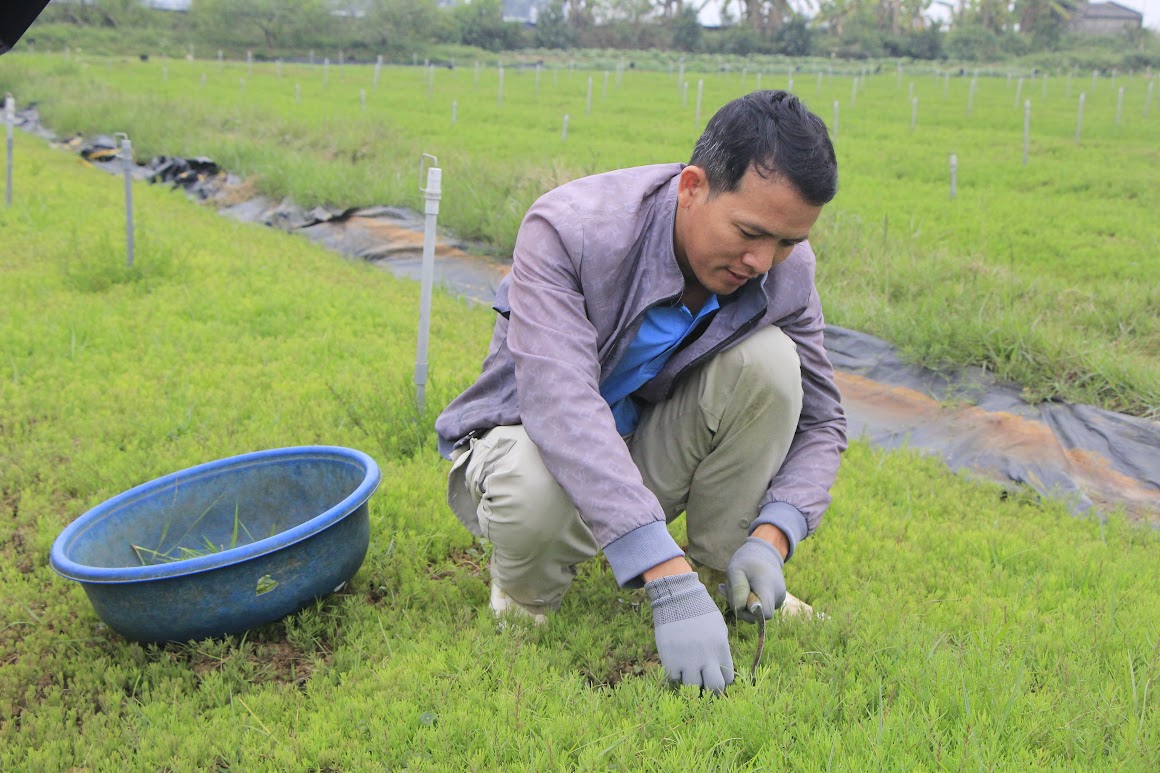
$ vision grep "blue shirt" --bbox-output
[600,295,720,435]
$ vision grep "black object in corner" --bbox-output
[0,1,51,55]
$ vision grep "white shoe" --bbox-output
[781,591,828,621]
[490,582,548,625]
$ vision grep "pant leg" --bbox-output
[446,425,599,614]
[629,325,803,571]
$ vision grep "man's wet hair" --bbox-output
[690,90,838,206]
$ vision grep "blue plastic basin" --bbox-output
[51,446,381,643]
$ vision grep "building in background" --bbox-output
[1070,2,1144,35]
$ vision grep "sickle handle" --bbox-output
[747,591,762,615]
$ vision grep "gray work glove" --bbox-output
[720,537,787,623]
[645,572,734,694]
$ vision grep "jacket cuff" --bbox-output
[751,502,808,561]
[602,521,685,589]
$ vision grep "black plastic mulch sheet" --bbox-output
[826,326,1159,523]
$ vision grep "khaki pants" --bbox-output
[446,325,803,615]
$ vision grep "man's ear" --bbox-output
[677,165,708,208]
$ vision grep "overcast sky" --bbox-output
[700,1,1159,31]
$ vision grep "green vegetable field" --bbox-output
[0,53,1157,770]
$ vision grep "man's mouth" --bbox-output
[726,269,751,285]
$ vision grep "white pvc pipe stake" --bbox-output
[695,79,703,126]
[374,56,382,89]
[5,95,14,208]
[276,59,282,78]
[788,73,794,92]
[415,158,442,416]
[428,65,435,98]
[324,58,330,86]
[246,50,252,75]
[586,76,592,115]
[474,61,480,89]
[200,73,206,87]
[117,134,134,267]
[360,89,366,110]
[451,100,457,125]
[603,71,609,99]
[851,77,857,107]
[1116,86,1124,125]
[682,80,688,109]
[949,154,957,200]
[295,83,301,103]
[896,62,902,88]
[908,81,914,100]
[832,100,839,138]
[816,71,821,93]
[968,78,977,116]
[1076,92,1086,143]
[1014,77,1023,107]
[1023,100,1031,166]
[562,113,569,141]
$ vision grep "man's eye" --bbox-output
[739,230,760,239]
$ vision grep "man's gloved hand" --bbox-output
[720,537,787,622]
[645,572,734,694]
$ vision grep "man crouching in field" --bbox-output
[435,90,846,694]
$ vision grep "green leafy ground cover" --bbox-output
[2,122,1158,771]
[1,53,1158,416]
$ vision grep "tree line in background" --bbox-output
[31,0,1159,65]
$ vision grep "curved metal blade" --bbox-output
[747,593,766,684]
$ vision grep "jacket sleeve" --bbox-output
[759,262,848,537]
[506,195,684,587]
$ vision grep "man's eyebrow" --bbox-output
[737,222,808,242]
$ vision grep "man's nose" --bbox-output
[741,245,778,275]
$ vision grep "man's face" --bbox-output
[673,165,823,297]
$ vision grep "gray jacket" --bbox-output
[436,164,846,586]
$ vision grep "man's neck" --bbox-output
[681,282,711,315]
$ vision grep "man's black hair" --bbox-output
[689,90,838,207]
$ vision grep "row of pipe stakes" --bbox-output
[414,154,443,416]
[6,94,14,208]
